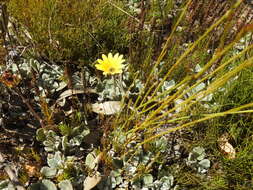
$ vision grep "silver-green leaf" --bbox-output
[58,180,73,190]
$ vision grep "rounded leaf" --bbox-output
[41,179,57,190]
[198,159,211,168]
[29,180,57,190]
[47,151,64,169]
[58,180,73,190]
[85,152,96,170]
[142,174,153,186]
[36,128,46,142]
[40,166,57,178]
[192,146,206,161]
[62,136,69,151]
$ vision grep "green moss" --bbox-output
[58,124,72,137]
[8,0,130,64]
[56,164,77,182]
[199,68,253,189]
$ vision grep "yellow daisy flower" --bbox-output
[95,53,125,75]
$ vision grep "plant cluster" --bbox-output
[0,0,252,190]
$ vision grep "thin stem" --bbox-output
[12,87,45,128]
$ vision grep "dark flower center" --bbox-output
[109,67,115,72]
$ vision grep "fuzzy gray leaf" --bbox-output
[58,180,73,190]
[47,152,64,169]
[142,174,153,187]
[36,128,46,142]
[40,167,57,178]
[85,152,96,170]
[198,159,211,168]
[41,179,57,190]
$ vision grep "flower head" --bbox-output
[95,53,125,75]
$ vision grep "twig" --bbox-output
[11,58,45,128]
[0,152,25,190]
[4,165,26,190]
[12,87,45,128]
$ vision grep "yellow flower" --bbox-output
[95,53,125,75]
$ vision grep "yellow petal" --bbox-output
[118,54,123,60]
[97,59,104,64]
[113,69,122,74]
[114,63,122,68]
[114,53,119,59]
[102,54,108,61]
[108,53,113,60]
[95,53,125,75]
[119,59,125,65]
[95,64,105,71]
